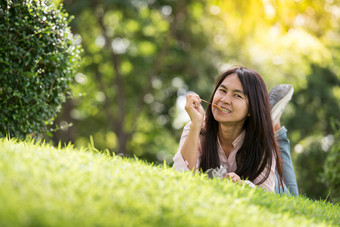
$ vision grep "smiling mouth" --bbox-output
[214,105,231,113]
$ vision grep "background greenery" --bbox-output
[0,0,81,138]
[1,0,339,202]
[323,120,340,203]
[50,0,340,201]
[1,138,339,226]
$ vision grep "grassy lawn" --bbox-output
[0,138,339,226]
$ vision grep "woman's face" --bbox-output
[212,73,249,127]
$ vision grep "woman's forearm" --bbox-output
[180,122,202,170]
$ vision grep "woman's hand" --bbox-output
[185,93,205,126]
[224,172,241,183]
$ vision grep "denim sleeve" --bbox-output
[274,126,299,196]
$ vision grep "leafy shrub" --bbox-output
[323,120,340,203]
[294,138,328,201]
[0,0,81,138]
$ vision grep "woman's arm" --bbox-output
[173,93,205,171]
[254,158,276,192]
[179,121,202,170]
[223,159,276,192]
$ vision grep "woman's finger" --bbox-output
[187,93,200,107]
[186,93,202,111]
[225,172,241,182]
[184,93,204,124]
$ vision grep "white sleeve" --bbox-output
[173,122,192,171]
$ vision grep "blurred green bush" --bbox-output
[0,0,81,138]
[294,138,328,201]
[323,120,340,203]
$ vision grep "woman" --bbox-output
[173,66,283,192]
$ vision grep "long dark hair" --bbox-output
[200,66,283,185]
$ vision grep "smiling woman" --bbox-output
[211,73,249,126]
[173,66,284,192]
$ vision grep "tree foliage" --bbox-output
[53,0,219,161]
[0,0,81,138]
[286,65,340,144]
[52,0,340,170]
[294,139,328,200]
[323,120,340,203]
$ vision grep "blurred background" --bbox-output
[48,0,340,200]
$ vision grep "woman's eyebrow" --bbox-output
[219,84,245,94]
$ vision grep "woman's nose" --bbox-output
[220,93,231,104]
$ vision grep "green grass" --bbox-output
[0,138,339,227]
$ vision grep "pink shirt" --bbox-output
[173,122,276,192]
